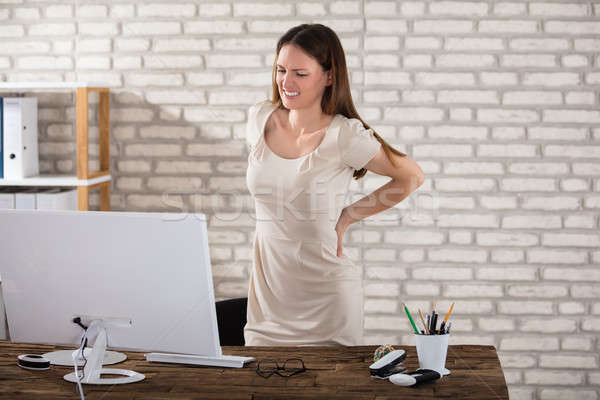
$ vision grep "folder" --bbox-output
[2,97,39,179]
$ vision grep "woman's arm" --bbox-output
[335,147,425,257]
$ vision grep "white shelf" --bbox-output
[0,174,111,187]
[0,82,93,89]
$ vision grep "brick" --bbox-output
[116,38,149,51]
[572,285,600,298]
[436,54,495,68]
[544,110,600,124]
[478,109,539,123]
[365,299,398,313]
[153,38,210,52]
[544,268,600,282]
[501,336,559,351]
[404,282,440,296]
[502,215,561,229]
[366,266,407,280]
[187,143,245,157]
[111,4,135,18]
[582,318,600,331]
[491,249,524,263]
[540,355,597,369]
[437,213,498,228]
[46,5,73,18]
[183,108,245,122]
[183,20,244,35]
[117,160,151,173]
[562,336,592,351]
[79,22,119,36]
[198,3,231,16]
[438,90,497,104]
[499,301,553,314]
[125,73,183,87]
[116,177,143,191]
[509,38,568,51]
[17,56,72,69]
[112,107,153,121]
[412,267,472,280]
[501,178,556,192]
[498,354,536,368]
[138,3,196,17]
[428,248,487,263]
[476,232,538,246]
[383,230,444,245]
[28,23,75,36]
[545,21,600,35]
[503,90,561,105]
[448,230,472,244]
[528,249,587,264]
[542,233,600,247]
[509,162,569,175]
[523,72,580,86]
[540,389,597,400]
[416,72,475,86]
[233,3,292,16]
[76,5,108,18]
[480,196,517,209]
[563,214,595,229]
[507,284,567,298]
[405,36,441,49]
[125,144,182,157]
[479,317,514,332]
[123,22,180,36]
[560,178,589,191]
[445,37,503,51]
[414,19,473,33]
[480,20,537,33]
[444,284,502,297]
[525,370,584,385]
[364,1,396,15]
[476,267,537,281]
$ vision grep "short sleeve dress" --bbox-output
[244,100,382,346]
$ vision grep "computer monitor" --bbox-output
[0,209,222,358]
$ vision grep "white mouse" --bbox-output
[389,372,417,386]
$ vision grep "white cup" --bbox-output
[414,333,450,376]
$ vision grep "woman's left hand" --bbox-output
[335,209,351,258]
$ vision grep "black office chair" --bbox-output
[215,297,248,346]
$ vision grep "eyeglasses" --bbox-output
[255,358,306,379]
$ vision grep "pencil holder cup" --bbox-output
[414,333,450,376]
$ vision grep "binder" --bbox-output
[2,97,39,179]
[0,96,3,179]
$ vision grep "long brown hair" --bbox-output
[271,23,406,179]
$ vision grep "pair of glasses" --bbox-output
[255,358,306,378]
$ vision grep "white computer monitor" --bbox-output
[0,209,222,358]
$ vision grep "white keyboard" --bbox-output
[146,352,256,368]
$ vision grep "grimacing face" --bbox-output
[276,43,332,111]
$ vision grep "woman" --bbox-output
[244,24,425,346]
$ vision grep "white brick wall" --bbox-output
[1,1,599,398]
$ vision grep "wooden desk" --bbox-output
[0,340,508,399]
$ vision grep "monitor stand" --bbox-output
[63,320,145,385]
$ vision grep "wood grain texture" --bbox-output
[0,341,508,400]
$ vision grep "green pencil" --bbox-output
[402,303,420,334]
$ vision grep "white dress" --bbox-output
[244,100,382,346]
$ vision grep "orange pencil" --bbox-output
[444,302,455,324]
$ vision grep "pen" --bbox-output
[446,322,452,334]
[403,303,420,334]
[426,314,430,333]
[430,312,438,334]
[439,320,446,334]
[418,309,430,335]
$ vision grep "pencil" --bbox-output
[418,309,430,335]
[444,302,455,324]
[403,303,420,334]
